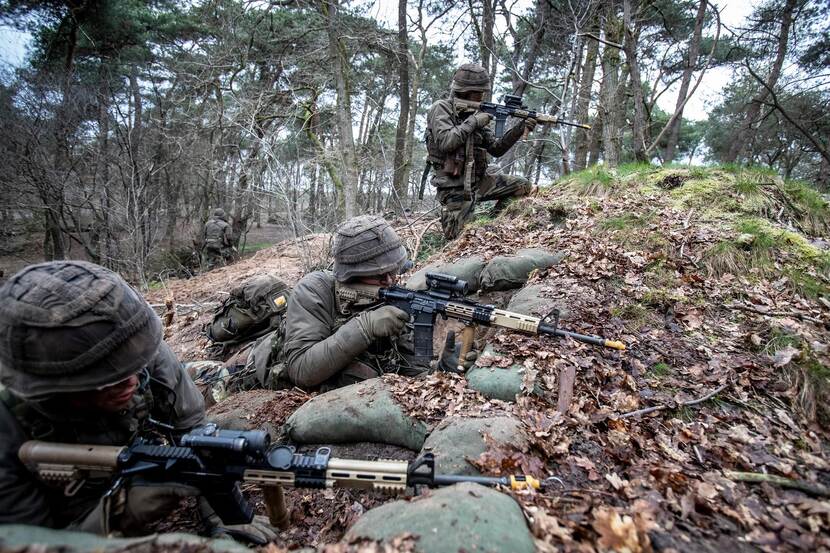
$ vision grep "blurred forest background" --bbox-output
[0,0,827,282]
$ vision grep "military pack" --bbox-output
[205,275,291,346]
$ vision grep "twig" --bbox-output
[726,303,823,325]
[693,445,704,465]
[618,383,729,419]
[412,218,440,260]
[723,470,830,498]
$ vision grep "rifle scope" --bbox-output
[425,272,468,297]
[181,423,271,455]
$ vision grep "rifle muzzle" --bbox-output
[19,441,124,471]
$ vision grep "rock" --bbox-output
[345,483,535,553]
[420,415,528,476]
[406,256,486,291]
[284,378,428,451]
[0,525,248,553]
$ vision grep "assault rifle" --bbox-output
[19,424,555,530]
[455,94,591,138]
[339,272,625,372]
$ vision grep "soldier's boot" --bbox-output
[440,207,466,240]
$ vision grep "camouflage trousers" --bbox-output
[434,170,533,240]
[202,246,232,269]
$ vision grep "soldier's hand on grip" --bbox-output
[469,112,493,129]
[436,330,478,374]
[524,117,537,133]
[356,305,410,340]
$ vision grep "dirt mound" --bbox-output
[144,234,329,360]
[145,167,829,551]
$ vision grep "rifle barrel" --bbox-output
[539,323,626,350]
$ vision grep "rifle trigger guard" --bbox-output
[541,308,560,333]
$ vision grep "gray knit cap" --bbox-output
[0,261,162,399]
[451,63,490,94]
[332,215,407,282]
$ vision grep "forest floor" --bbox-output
[147,164,828,552]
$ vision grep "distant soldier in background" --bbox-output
[202,208,234,269]
[425,63,537,240]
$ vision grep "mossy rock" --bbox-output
[420,415,527,476]
[0,525,248,553]
[284,378,428,451]
[406,256,486,292]
[345,483,535,553]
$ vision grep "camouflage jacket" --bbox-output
[282,271,426,391]
[425,98,526,187]
[204,216,231,248]
[0,342,206,529]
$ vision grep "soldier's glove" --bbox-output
[524,117,537,133]
[355,305,410,341]
[468,112,493,129]
[75,480,200,535]
[199,500,279,545]
[436,330,478,374]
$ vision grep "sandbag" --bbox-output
[345,483,535,553]
[506,283,569,320]
[420,415,528,476]
[465,344,541,402]
[0,525,248,553]
[406,256,486,291]
[284,378,428,451]
[479,248,563,292]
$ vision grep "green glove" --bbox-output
[469,112,493,129]
[355,305,410,340]
[436,330,478,374]
[199,499,279,545]
[74,480,199,535]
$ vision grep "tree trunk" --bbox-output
[322,0,358,218]
[573,33,599,171]
[391,0,411,209]
[663,0,707,162]
[600,5,624,168]
[622,0,649,163]
[724,0,798,163]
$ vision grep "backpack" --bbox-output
[205,275,291,346]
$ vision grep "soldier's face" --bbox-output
[66,374,141,413]
[460,91,484,102]
[358,271,398,287]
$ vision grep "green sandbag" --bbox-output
[345,483,535,553]
[479,248,563,292]
[420,415,527,476]
[406,256,486,291]
[466,345,541,402]
[506,283,569,320]
[0,525,248,553]
[284,378,428,451]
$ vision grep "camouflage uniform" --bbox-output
[0,261,206,533]
[426,64,534,239]
[202,208,233,268]
[283,216,427,391]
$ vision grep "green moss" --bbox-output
[566,165,617,196]
[240,242,274,254]
[146,280,165,291]
[703,217,830,281]
[599,213,649,231]
[416,232,447,262]
[649,362,672,378]
[610,303,649,325]
[617,162,655,177]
